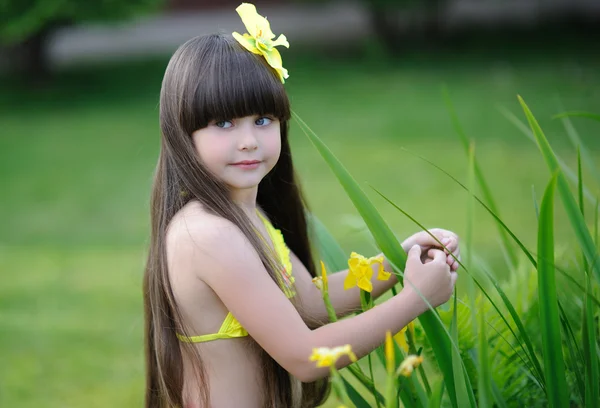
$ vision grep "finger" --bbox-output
[431,249,446,263]
[450,272,458,287]
[452,260,459,271]
[427,248,439,259]
[444,236,459,253]
[420,231,447,248]
[407,245,422,265]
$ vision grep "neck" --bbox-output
[230,186,259,218]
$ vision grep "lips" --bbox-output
[232,160,261,165]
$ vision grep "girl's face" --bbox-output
[192,115,281,191]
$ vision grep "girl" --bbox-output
[144,4,460,407]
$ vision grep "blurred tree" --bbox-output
[366,0,448,52]
[0,0,164,80]
[300,0,448,53]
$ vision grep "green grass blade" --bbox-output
[478,264,546,388]
[532,185,540,220]
[400,147,600,306]
[518,96,600,283]
[443,88,518,267]
[309,213,348,272]
[368,354,382,408]
[583,269,599,408]
[375,342,427,408]
[346,366,387,406]
[491,380,509,408]
[553,111,600,122]
[466,141,477,331]
[373,187,546,388]
[561,114,600,185]
[450,292,476,408]
[401,147,536,267]
[500,106,596,205]
[578,147,585,223]
[341,375,372,408]
[558,301,585,404]
[477,298,493,407]
[377,344,428,408]
[293,112,459,407]
[595,199,599,247]
[428,380,445,408]
[537,172,569,407]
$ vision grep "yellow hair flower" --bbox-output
[232,3,290,83]
[397,355,424,377]
[309,345,357,368]
[344,252,390,292]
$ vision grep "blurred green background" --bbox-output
[1,0,599,406]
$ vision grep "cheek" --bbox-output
[194,134,229,170]
[264,130,282,160]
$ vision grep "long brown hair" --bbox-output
[143,34,329,408]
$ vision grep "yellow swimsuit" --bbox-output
[177,212,295,343]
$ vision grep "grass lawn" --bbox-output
[1,39,599,407]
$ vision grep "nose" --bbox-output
[238,127,258,151]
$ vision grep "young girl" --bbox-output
[143,4,460,408]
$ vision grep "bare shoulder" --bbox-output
[166,201,253,280]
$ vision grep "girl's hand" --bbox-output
[402,246,457,312]
[401,229,461,271]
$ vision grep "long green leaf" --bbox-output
[372,186,546,388]
[561,114,600,184]
[309,213,348,272]
[518,96,600,283]
[477,298,493,407]
[342,375,372,408]
[443,87,518,267]
[466,141,477,331]
[491,380,509,408]
[500,106,596,205]
[450,292,476,408]
[374,342,427,408]
[428,380,445,408]
[553,111,600,122]
[583,268,599,407]
[537,172,569,407]
[345,366,386,406]
[293,112,459,407]
[402,147,600,306]
[558,301,585,404]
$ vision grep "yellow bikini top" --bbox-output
[177,212,295,343]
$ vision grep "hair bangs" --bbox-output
[192,35,290,130]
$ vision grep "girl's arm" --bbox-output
[172,216,456,383]
[291,229,460,320]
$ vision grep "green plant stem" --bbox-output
[368,353,381,408]
[330,367,353,406]
[406,324,431,394]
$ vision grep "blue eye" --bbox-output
[215,120,233,129]
[255,117,272,126]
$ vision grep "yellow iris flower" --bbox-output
[232,3,290,83]
[397,355,424,377]
[343,252,390,292]
[313,261,331,291]
[312,276,323,290]
[393,321,415,353]
[385,331,395,374]
[309,345,357,368]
